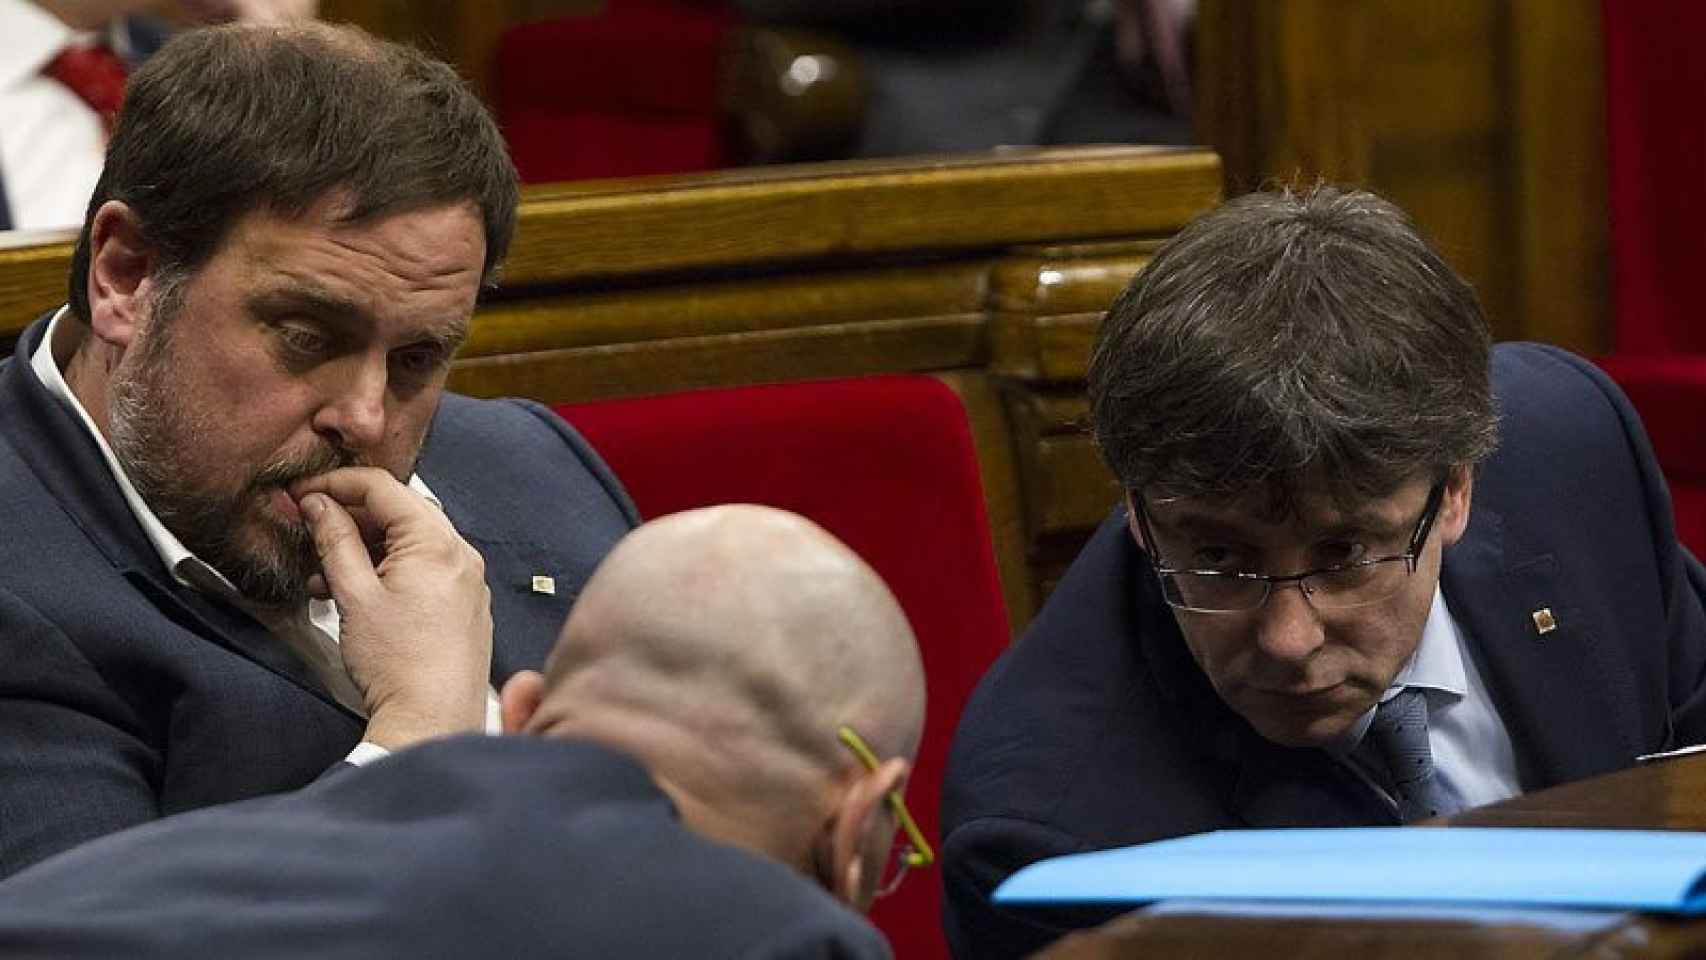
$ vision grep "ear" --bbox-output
[86,201,156,350]
[826,757,909,911]
[1437,465,1476,548]
[498,670,546,734]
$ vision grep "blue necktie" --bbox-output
[1363,688,1461,822]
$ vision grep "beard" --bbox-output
[107,283,361,606]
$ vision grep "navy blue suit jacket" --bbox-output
[0,314,638,877]
[940,343,1706,958]
[0,735,892,959]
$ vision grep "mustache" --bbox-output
[250,445,364,493]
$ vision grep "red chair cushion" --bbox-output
[494,1,736,181]
[557,375,1008,960]
[503,110,723,183]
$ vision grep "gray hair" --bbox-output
[1088,184,1498,510]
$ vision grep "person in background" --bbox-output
[0,504,925,960]
[732,0,1194,159]
[941,185,1706,957]
[0,21,637,877]
[0,0,316,231]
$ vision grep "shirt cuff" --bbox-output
[345,741,391,767]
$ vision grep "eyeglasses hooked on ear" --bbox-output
[838,725,935,899]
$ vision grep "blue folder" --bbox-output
[993,828,1706,914]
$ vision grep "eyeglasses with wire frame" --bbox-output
[1133,480,1448,614]
[838,725,935,899]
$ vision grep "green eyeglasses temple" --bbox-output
[837,726,935,869]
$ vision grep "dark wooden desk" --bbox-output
[1035,753,1706,958]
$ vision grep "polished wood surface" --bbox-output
[1038,902,1688,959]
[0,147,1222,631]
[1196,0,1609,356]
[1034,753,1706,958]
[1445,751,1706,831]
[499,147,1218,285]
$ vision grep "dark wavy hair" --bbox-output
[68,21,518,322]
[1088,184,1498,510]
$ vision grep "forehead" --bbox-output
[214,196,485,290]
[184,196,487,344]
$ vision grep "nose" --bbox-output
[1253,581,1326,664]
[313,353,389,453]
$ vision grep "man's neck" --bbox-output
[60,322,116,443]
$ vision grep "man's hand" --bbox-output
[294,468,492,752]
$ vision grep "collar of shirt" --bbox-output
[29,306,442,600]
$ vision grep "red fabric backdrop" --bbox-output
[558,376,1009,960]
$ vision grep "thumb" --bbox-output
[301,492,381,601]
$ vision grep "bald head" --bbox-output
[510,506,923,874]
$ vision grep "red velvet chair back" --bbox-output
[1597,1,1706,557]
[494,0,737,182]
[556,375,1008,960]
[1601,0,1706,354]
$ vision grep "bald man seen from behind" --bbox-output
[0,503,925,960]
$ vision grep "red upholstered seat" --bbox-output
[556,375,1008,960]
[494,0,737,182]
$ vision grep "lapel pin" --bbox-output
[531,575,556,596]
[1532,607,1557,636]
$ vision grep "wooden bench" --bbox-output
[0,145,1223,631]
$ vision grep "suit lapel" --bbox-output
[1441,501,1639,789]
[426,465,576,682]
[0,316,359,720]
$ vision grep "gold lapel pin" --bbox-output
[1532,607,1558,635]
[531,575,556,596]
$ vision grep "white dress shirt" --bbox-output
[30,307,501,765]
[0,0,115,232]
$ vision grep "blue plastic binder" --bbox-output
[993,828,1706,914]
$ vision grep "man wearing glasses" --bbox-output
[942,185,1706,958]
[0,505,930,958]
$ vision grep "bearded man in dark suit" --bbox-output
[0,21,637,876]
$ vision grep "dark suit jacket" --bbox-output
[940,342,1706,958]
[0,735,893,959]
[0,314,638,877]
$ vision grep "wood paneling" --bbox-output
[1196,0,1608,355]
